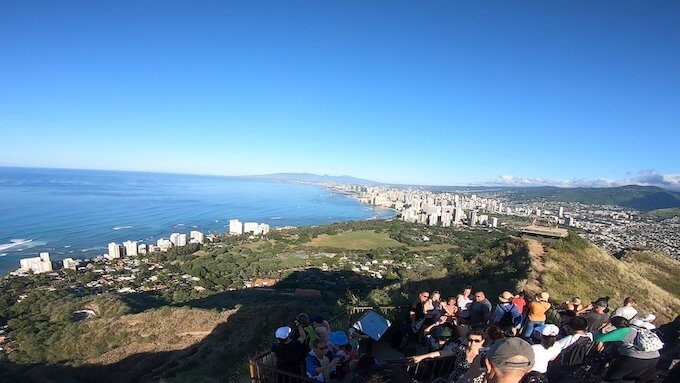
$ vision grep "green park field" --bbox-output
[305,230,405,250]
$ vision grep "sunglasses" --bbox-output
[467,338,483,343]
[317,346,328,350]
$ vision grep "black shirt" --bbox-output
[271,339,305,374]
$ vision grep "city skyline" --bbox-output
[2,2,679,187]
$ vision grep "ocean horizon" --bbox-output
[0,167,394,276]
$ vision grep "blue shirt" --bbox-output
[493,303,522,327]
[305,350,337,381]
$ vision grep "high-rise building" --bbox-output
[490,217,499,228]
[453,208,464,225]
[63,257,78,270]
[469,210,477,226]
[19,252,53,273]
[244,222,259,233]
[428,214,439,226]
[123,240,138,256]
[255,223,270,235]
[169,233,181,246]
[137,243,148,255]
[157,238,173,252]
[108,242,122,259]
[190,230,205,244]
[177,233,187,247]
[565,216,575,227]
[558,207,564,218]
[229,219,243,235]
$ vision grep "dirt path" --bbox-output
[522,239,546,294]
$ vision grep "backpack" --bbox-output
[560,335,593,367]
[545,306,561,325]
[302,325,319,348]
[633,327,664,352]
[498,305,514,327]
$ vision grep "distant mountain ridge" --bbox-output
[505,185,680,211]
[248,172,381,185]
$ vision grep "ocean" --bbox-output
[0,167,394,276]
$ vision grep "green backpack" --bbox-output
[545,305,561,325]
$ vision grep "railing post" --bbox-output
[248,358,259,383]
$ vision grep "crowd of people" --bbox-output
[268,286,680,383]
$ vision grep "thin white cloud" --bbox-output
[479,170,680,191]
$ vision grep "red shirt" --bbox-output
[512,296,527,315]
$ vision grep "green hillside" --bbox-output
[507,185,680,211]
[528,234,680,323]
[2,221,679,382]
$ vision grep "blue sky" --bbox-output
[1,1,679,187]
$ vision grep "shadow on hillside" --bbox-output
[0,268,389,383]
[0,239,533,383]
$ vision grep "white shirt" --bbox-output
[556,333,593,351]
[531,343,562,373]
[457,295,473,317]
[611,306,638,320]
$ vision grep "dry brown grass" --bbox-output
[85,307,233,365]
[537,239,680,323]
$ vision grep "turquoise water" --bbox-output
[0,167,394,275]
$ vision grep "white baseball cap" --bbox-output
[275,326,292,339]
[535,324,560,337]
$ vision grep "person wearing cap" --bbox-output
[565,297,584,313]
[271,326,306,375]
[522,292,552,339]
[585,298,610,332]
[529,324,562,376]
[483,337,535,383]
[492,291,522,334]
[639,313,657,330]
[329,331,356,377]
[594,317,662,382]
[611,297,638,321]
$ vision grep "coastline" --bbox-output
[0,179,396,277]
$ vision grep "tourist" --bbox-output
[585,298,610,332]
[271,326,306,375]
[482,337,535,383]
[457,285,474,324]
[409,290,430,332]
[470,291,492,330]
[424,290,443,323]
[330,331,356,377]
[522,292,551,338]
[446,330,486,383]
[485,325,507,347]
[611,297,638,321]
[599,315,630,335]
[639,313,657,330]
[493,291,522,335]
[528,324,562,378]
[511,291,527,321]
[305,338,341,382]
[294,313,319,351]
[442,296,459,321]
[564,297,584,313]
[548,316,593,381]
[313,315,331,342]
[410,326,459,362]
[595,318,663,382]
